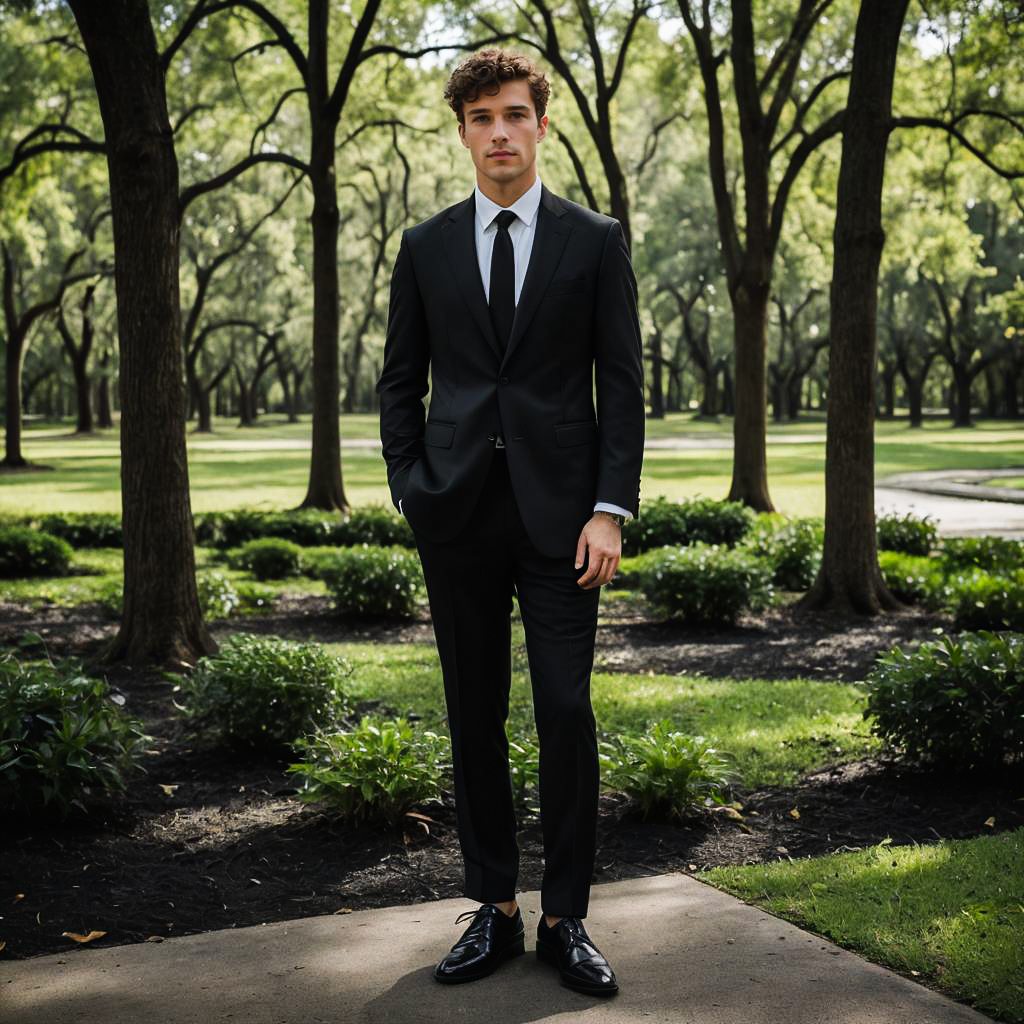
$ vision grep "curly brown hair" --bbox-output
[443,49,550,125]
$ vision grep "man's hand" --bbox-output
[575,512,622,589]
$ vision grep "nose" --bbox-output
[491,119,509,143]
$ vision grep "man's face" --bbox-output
[457,77,548,193]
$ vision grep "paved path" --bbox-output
[1,873,994,1024]
[876,469,1024,537]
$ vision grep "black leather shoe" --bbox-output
[535,916,618,995]
[433,903,525,984]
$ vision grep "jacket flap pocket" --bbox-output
[424,420,456,448]
[554,420,598,447]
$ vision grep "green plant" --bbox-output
[861,631,1024,771]
[231,537,304,580]
[878,551,945,607]
[599,720,738,820]
[286,716,450,828]
[98,571,262,620]
[319,545,423,618]
[743,516,823,591]
[876,512,937,556]
[507,732,540,810]
[0,526,72,578]
[31,513,123,549]
[195,505,414,550]
[633,543,773,625]
[0,650,149,819]
[333,505,415,548]
[621,495,755,556]
[939,536,1024,575]
[950,570,1024,631]
[171,633,353,752]
[196,571,242,619]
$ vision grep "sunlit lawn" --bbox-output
[700,829,1024,1023]
[3,413,1024,517]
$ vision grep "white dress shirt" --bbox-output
[400,176,632,524]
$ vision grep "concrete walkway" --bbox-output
[1,873,994,1024]
[877,468,1024,537]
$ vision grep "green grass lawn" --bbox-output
[3,413,1024,517]
[700,829,1024,1023]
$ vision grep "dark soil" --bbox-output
[2,595,1021,962]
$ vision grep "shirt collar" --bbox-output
[475,175,543,231]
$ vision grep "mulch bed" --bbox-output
[2,596,1021,962]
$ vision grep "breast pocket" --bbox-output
[544,274,587,297]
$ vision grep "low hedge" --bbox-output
[171,633,354,753]
[742,516,823,591]
[621,496,755,556]
[318,545,424,618]
[632,543,774,626]
[876,512,938,556]
[862,630,1024,771]
[0,526,72,578]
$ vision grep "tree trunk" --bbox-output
[1005,364,1020,418]
[727,285,773,510]
[647,331,665,419]
[906,374,924,427]
[68,0,214,668]
[951,363,973,427]
[2,331,26,467]
[97,350,114,428]
[798,0,909,616]
[880,364,896,418]
[71,353,93,433]
[299,76,347,508]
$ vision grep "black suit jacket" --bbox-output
[376,184,645,559]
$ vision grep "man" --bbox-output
[376,49,644,997]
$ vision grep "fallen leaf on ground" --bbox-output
[62,930,106,944]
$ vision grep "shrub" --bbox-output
[286,716,450,828]
[599,720,738,821]
[621,495,755,556]
[319,545,423,618]
[99,571,266,620]
[878,551,945,607]
[939,536,1024,575]
[333,505,415,548]
[743,516,823,591]
[0,526,72,578]
[876,512,937,556]
[197,571,242,619]
[172,633,353,753]
[34,512,123,549]
[633,543,773,626]
[195,505,414,550]
[232,537,304,580]
[950,569,1024,632]
[0,652,148,819]
[862,630,1024,771]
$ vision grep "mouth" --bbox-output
[489,151,515,159]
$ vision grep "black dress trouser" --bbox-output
[411,445,602,918]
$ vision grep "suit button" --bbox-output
[499,376,509,385]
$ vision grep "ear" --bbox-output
[536,113,548,143]
[457,121,468,148]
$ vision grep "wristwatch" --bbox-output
[595,510,626,527]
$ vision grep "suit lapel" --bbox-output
[441,194,503,360]
[501,185,571,370]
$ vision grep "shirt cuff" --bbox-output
[594,501,633,522]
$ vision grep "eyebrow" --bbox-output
[465,103,531,116]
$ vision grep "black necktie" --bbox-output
[489,209,517,350]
